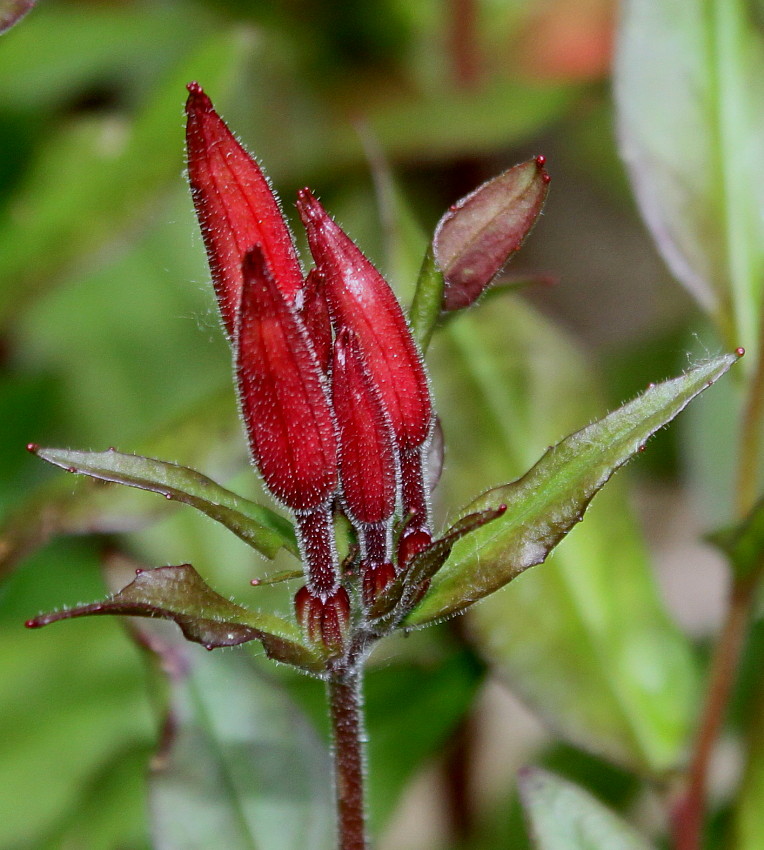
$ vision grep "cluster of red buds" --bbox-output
[185,83,434,649]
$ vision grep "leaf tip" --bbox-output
[735,346,745,358]
[25,442,39,454]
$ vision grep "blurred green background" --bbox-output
[0,0,752,848]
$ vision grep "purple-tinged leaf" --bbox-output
[0,0,35,35]
[434,157,550,312]
[407,352,740,626]
[369,505,507,623]
[520,768,655,850]
[26,563,324,671]
[29,445,296,559]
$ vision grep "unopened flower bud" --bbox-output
[362,561,396,608]
[185,82,303,336]
[294,585,350,649]
[332,328,397,526]
[296,188,433,451]
[297,269,332,373]
[236,247,337,513]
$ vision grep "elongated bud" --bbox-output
[332,328,397,526]
[236,247,337,512]
[294,585,350,650]
[296,188,433,451]
[297,269,332,373]
[435,156,550,311]
[185,82,304,336]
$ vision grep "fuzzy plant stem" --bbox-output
[327,663,367,850]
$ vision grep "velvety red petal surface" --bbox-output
[296,188,432,450]
[185,82,303,336]
[332,328,397,525]
[236,248,337,512]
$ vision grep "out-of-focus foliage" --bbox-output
[1,1,759,849]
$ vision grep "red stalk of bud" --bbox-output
[185,82,304,337]
[332,328,397,526]
[236,247,338,514]
[296,189,433,451]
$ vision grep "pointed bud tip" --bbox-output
[25,618,42,629]
[185,81,213,114]
[295,188,324,225]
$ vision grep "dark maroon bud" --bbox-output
[294,585,350,649]
[362,561,396,608]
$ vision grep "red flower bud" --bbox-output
[185,82,303,337]
[362,561,396,608]
[297,269,332,373]
[332,328,397,526]
[296,188,433,451]
[236,247,337,513]
[294,585,350,649]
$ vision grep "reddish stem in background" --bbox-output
[328,665,367,850]
[672,340,762,850]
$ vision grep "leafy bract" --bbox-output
[615,0,764,356]
[415,297,711,773]
[434,157,550,311]
[520,768,654,850]
[31,446,296,559]
[1,391,248,578]
[409,351,737,625]
[148,643,333,850]
[27,564,322,672]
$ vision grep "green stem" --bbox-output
[327,663,367,850]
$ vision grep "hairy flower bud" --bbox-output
[332,328,397,526]
[236,247,337,513]
[294,585,350,649]
[297,269,332,373]
[296,188,433,451]
[185,82,303,336]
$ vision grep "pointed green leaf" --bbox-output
[408,352,738,626]
[615,0,764,355]
[149,644,333,850]
[434,157,550,312]
[31,446,296,559]
[26,563,322,672]
[405,297,705,774]
[520,768,654,850]
[1,390,297,579]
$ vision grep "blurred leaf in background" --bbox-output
[1,0,743,848]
